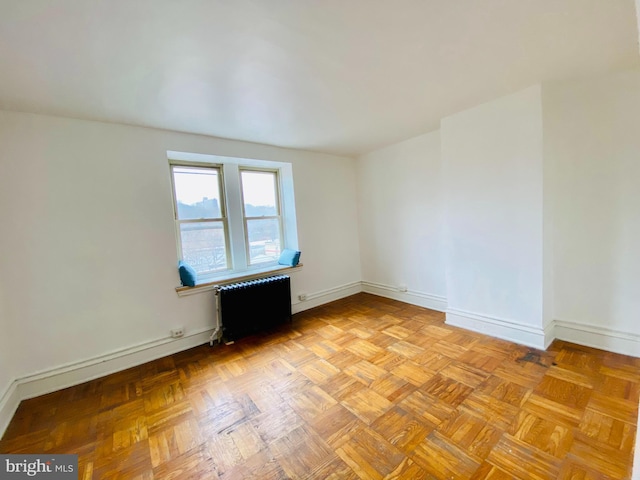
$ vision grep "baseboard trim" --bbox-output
[1,280,364,437]
[0,380,20,440]
[17,327,215,402]
[446,308,550,350]
[361,281,447,312]
[554,319,640,357]
[292,281,363,314]
[1,327,215,438]
[7,282,637,439]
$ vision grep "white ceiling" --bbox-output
[0,1,638,157]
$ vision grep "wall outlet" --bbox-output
[398,284,408,292]
[298,293,307,301]
[171,327,185,338]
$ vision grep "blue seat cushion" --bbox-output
[278,249,301,267]
[178,261,198,287]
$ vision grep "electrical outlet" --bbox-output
[298,293,307,301]
[171,327,184,338]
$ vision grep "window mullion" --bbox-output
[222,163,249,270]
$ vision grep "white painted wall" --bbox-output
[356,131,446,309]
[0,344,10,403]
[0,324,17,436]
[0,282,14,397]
[543,69,640,353]
[289,147,362,304]
[0,110,361,383]
[441,86,548,346]
[0,199,20,435]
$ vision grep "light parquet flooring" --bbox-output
[1,293,639,479]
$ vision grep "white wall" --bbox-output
[0,342,12,416]
[0,336,11,402]
[0,110,361,387]
[290,148,362,304]
[356,131,446,310]
[441,85,549,347]
[0,330,16,435]
[543,69,640,354]
[0,222,20,435]
[0,283,14,396]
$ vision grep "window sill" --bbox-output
[175,264,303,297]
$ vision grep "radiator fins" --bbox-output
[218,275,292,341]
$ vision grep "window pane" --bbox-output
[180,222,228,273]
[173,167,222,219]
[241,171,278,216]
[246,218,281,264]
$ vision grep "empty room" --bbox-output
[1,1,639,479]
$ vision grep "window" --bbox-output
[169,152,298,282]
[241,169,282,265]
[171,165,229,275]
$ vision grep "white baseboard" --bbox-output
[361,281,447,312]
[5,281,638,440]
[446,308,552,350]
[0,380,20,440]
[554,319,640,357]
[292,281,362,314]
[0,281,364,438]
[0,327,214,439]
[17,327,216,401]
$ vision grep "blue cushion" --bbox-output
[178,261,197,287]
[278,249,301,267]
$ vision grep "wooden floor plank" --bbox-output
[0,293,637,479]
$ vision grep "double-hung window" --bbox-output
[169,152,298,283]
[171,165,229,275]
[241,169,282,265]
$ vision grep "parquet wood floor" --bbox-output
[1,293,638,479]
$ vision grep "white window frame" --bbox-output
[170,163,231,275]
[239,167,284,266]
[169,151,299,284]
